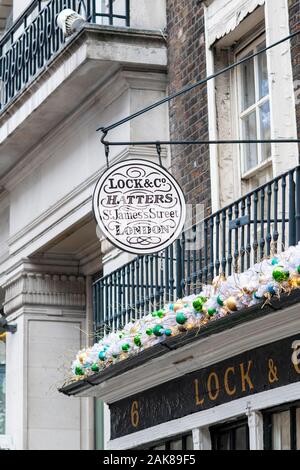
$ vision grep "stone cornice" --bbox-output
[3,270,86,316]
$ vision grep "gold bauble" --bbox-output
[79,353,86,364]
[224,297,238,311]
[186,323,194,330]
[0,332,6,343]
[289,277,300,289]
[119,353,128,361]
[174,302,184,312]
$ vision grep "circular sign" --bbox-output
[93,159,186,255]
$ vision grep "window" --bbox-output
[145,433,193,451]
[264,403,300,450]
[0,339,5,435]
[211,420,249,450]
[237,36,271,174]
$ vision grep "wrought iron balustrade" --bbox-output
[93,166,300,334]
[0,0,130,110]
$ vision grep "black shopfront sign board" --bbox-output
[110,334,300,439]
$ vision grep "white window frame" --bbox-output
[236,33,272,178]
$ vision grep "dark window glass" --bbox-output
[147,433,193,451]
[235,425,248,450]
[264,404,300,450]
[211,420,249,450]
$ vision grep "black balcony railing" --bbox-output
[0,0,130,110]
[93,166,300,334]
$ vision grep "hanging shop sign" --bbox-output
[109,334,300,439]
[93,159,186,255]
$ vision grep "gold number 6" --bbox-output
[131,401,139,428]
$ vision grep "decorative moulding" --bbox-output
[3,270,86,316]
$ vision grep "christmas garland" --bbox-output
[70,243,300,380]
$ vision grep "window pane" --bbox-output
[235,426,248,450]
[241,54,255,110]
[153,444,166,450]
[260,100,271,161]
[186,435,194,450]
[242,111,258,171]
[218,432,231,450]
[297,409,300,450]
[170,439,182,450]
[258,42,269,99]
[272,411,291,450]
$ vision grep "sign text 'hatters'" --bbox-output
[93,160,186,254]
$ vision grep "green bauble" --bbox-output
[134,335,142,347]
[91,363,99,373]
[165,329,172,336]
[297,265,300,275]
[153,325,164,337]
[157,310,165,319]
[207,308,216,317]
[193,298,203,312]
[217,295,224,307]
[272,266,290,282]
[122,343,130,352]
[98,351,106,361]
[75,366,84,376]
[152,311,158,317]
[146,328,153,336]
[176,312,187,325]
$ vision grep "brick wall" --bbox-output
[166,0,211,217]
[289,0,300,145]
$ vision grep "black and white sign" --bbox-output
[93,160,186,254]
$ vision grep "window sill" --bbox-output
[241,158,272,180]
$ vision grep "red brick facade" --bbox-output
[166,0,211,216]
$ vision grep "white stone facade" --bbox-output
[0,0,168,450]
[1,0,299,451]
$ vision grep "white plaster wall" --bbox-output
[130,89,168,142]
[130,0,166,31]
[5,314,25,449]
[6,314,85,450]
[7,72,168,245]
[9,89,130,236]
[0,203,9,263]
[27,319,82,450]
[13,0,166,30]
[13,0,32,19]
